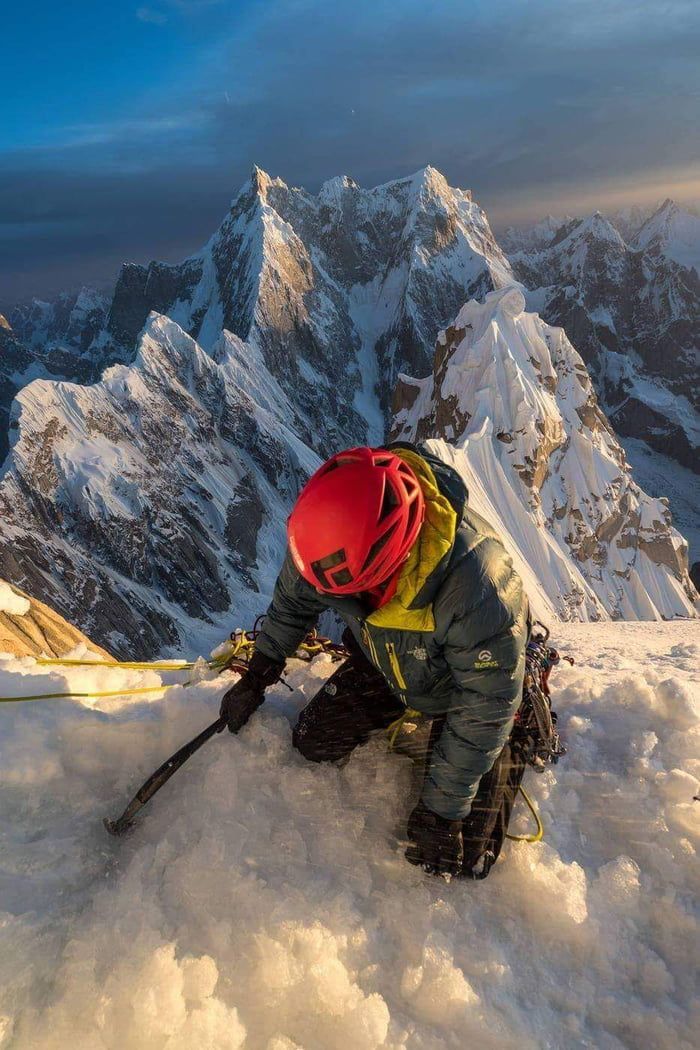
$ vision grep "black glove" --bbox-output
[405,800,464,876]
[218,650,285,734]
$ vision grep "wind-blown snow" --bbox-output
[0,581,30,616]
[0,620,697,1048]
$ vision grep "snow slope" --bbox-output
[0,581,29,616]
[0,313,322,657]
[392,288,697,621]
[0,619,697,1048]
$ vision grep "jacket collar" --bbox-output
[366,448,459,632]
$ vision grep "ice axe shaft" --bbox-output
[104,715,225,836]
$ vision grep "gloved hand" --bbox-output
[218,650,285,734]
[405,800,464,876]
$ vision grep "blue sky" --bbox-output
[2,0,699,303]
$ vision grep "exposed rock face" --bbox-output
[0,579,111,659]
[691,562,700,592]
[507,203,700,475]
[392,287,697,621]
[0,314,322,656]
[1,323,34,465]
[0,169,516,652]
[10,167,512,448]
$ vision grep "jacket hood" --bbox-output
[366,444,467,631]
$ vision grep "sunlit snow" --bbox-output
[0,621,697,1048]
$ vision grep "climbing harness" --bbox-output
[505,622,572,843]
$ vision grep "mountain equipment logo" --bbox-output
[408,646,428,661]
[475,649,499,670]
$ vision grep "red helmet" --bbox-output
[288,447,425,595]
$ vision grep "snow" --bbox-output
[0,620,697,1048]
[601,351,700,451]
[0,581,30,616]
[501,215,570,253]
[393,288,697,621]
[633,200,700,274]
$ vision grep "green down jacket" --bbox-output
[255,442,530,820]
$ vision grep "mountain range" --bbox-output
[1,168,697,653]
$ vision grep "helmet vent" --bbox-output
[360,524,397,574]
[379,483,398,522]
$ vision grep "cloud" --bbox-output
[136,6,168,25]
[3,0,700,302]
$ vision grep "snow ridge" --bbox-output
[0,313,322,655]
[392,288,696,621]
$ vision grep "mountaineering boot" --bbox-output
[405,800,464,876]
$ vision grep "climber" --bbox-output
[219,443,530,878]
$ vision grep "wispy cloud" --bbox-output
[136,6,168,25]
[3,0,700,302]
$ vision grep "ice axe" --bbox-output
[104,715,225,836]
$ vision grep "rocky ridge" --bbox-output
[10,167,512,447]
[507,201,699,475]
[0,313,323,655]
[392,287,696,621]
[0,578,110,659]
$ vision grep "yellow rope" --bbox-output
[0,626,342,703]
[386,707,422,749]
[35,658,193,671]
[0,685,172,703]
[506,785,544,843]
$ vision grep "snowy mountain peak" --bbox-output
[565,212,626,249]
[0,312,322,654]
[68,165,513,434]
[632,198,700,272]
[392,287,696,621]
[318,174,360,203]
[508,196,700,490]
[502,214,572,253]
[410,164,454,196]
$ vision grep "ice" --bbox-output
[0,620,697,1048]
